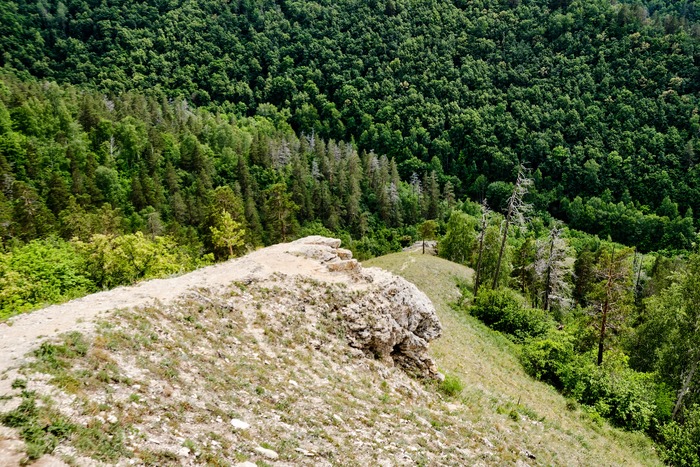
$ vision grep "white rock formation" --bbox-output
[285,236,442,378]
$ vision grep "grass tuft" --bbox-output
[438,374,464,397]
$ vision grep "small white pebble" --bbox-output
[254,446,279,459]
[230,419,250,430]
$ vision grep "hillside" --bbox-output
[0,238,660,465]
[364,251,661,466]
[4,0,700,243]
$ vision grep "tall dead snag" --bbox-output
[594,246,633,366]
[473,199,491,296]
[492,166,532,290]
[535,226,572,312]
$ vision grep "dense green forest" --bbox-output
[0,73,454,313]
[3,0,700,250]
[3,0,700,464]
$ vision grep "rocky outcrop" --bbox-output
[285,236,442,379]
[286,235,361,273]
[340,273,442,379]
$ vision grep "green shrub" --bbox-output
[658,405,700,467]
[438,374,464,397]
[0,238,95,318]
[471,288,554,340]
[349,228,403,260]
[569,353,666,432]
[73,233,190,288]
[520,331,576,390]
[522,337,668,433]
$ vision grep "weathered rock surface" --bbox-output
[0,236,441,381]
[284,236,442,378]
[340,271,442,378]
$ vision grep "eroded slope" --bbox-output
[0,237,474,466]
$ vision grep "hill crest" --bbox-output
[0,236,449,465]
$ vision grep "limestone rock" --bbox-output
[285,236,442,379]
[254,446,279,459]
[230,419,250,430]
[342,272,442,378]
[326,259,360,272]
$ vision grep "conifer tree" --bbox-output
[423,171,440,220]
[418,219,438,254]
[592,246,634,366]
[264,182,299,243]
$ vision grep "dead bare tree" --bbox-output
[492,166,532,290]
[535,225,573,312]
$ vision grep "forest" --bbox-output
[2,0,700,251]
[2,0,700,464]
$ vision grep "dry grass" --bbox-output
[364,251,661,466]
[2,274,481,465]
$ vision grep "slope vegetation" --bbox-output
[0,238,462,465]
[364,251,661,466]
[0,240,660,465]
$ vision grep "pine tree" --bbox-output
[210,210,246,258]
[423,171,440,220]
[264,182,299,243]
[418,219,438,254]
[592,246,634,366]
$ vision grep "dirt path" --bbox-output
[0,237,349,379]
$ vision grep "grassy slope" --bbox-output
[364,251,661,466]
[0,249,661,466]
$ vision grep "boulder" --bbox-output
[341,271,442,379]
[275,236,442,379]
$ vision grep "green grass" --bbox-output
[1,390,76,462]
[364,250,662,466]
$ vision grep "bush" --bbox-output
[349,228,403,260]
[658,405,700,467]
[0,238,94,318]
[438,374,464,397]
[569,352,667,432]
[522,336,669,432]
[521,331,577,390]
[73,233,191,288]
[470,288,554,340]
